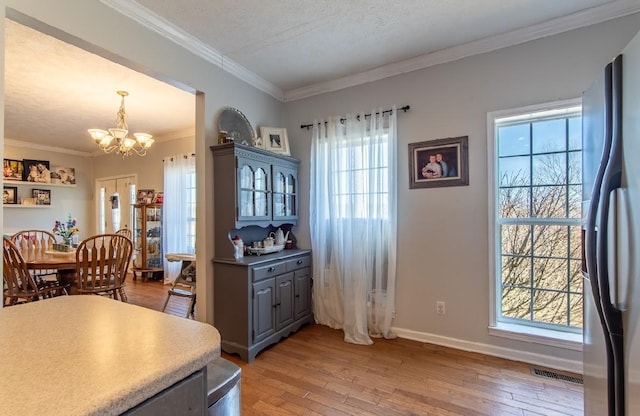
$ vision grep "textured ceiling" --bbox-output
[133,0,630,93]
[5,0,639,154]
[4,19,195,155]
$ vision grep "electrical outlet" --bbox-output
[436,301,446,315]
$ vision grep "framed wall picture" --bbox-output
[23,159,51,183]
[3,186,17,204]
[3,159,23,181]
[51,166,76,185]
[408,136,469,189]
[137,189,155,204]
[260,127,290,156]
[32,188,51,205]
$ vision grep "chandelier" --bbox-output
[88,91,154,157]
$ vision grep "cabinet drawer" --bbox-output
[286,256,311,271]
[252,262,287,281]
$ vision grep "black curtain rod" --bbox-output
[162,153,196,162]
[300,105,410,130]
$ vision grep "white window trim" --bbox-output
[486,98,583,348]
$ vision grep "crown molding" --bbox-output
[101,0,640,103]
[99,0,284,101]
[284,0,640,102]
[4,139,93,157]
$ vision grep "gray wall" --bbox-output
[0,0,285,324]
[283,14,640,370]
[93,134,196,195]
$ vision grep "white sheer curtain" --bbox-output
[310,106,397,345]
[163,153,196,283]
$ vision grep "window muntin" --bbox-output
[495,105,582,331]
[185,170,196,252]
[324,135,390,220]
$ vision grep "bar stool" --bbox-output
[163,254,196,318]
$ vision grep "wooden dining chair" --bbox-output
[162,258,196,318]
[10,229,59,284]
[75,233,132,302]
[115,227,136,278]
[2,237,68,306]
[115,227,132,240]
[10,229,57,251]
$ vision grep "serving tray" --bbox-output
[246,244,284,255]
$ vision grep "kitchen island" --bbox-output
[0,296,221,415]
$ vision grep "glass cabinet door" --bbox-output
[145,206,162,268]
[134,205,143,255]
[132,204,163,271]
[272,166,297,221]
[237,158,271,222]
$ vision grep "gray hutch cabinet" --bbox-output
[211,143,312,362]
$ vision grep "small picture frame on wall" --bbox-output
[32,188,51,205]
[260,127,290,156]
[3,159,23,181]
[3,186,17,204]
[408,136,469,189]
[137,189,155,204]
[23,159,51,183]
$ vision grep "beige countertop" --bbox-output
[0,296,220,416]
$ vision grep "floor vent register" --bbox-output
[531,368,584,385]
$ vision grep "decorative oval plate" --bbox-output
[218,107,256,146]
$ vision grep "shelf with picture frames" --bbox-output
[3,204,53,209]
[2,180,76,188]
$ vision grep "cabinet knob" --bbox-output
[297,260,303,265]
[268,267,275,273]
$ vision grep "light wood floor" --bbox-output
[126,279,584,416]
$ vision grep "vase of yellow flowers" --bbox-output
[52,214,79,251]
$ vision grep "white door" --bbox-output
[96,175,137,233]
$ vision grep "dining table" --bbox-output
[19,248,78,293]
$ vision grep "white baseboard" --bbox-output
[392,326,583,374]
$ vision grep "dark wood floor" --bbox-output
[126,279,584,416]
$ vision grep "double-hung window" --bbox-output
[489,99,583,341]
[184,169,197,252]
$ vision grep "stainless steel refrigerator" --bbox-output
[582,30,640,416]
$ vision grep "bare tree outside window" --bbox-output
[496,111,583,330]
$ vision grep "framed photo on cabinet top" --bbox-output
[408,136,469,189]
[261,127,290,156]
[137,189,155,204]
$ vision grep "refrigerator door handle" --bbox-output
[606,190,619,308]
[607,188,629,310]
[584,61,614,310]
[597,54,623,319]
